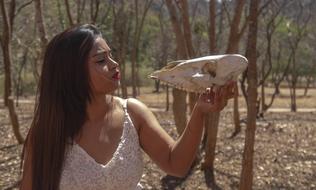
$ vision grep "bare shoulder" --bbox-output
[112,96,146,111]
[126,98,148,112]
[116,97,151,131]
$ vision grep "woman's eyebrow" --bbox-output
[92,49,112,58]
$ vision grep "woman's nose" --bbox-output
[109,58,119,70]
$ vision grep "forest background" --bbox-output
[0,0,316,189]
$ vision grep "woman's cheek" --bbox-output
[102,65,109,72]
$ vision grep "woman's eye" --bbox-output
[96,59,105,65]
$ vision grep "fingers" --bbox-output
[206,87,211,103]
[212,83,233,110]
[207,86,225,111]
[201,82,237,112]
[204,86,214,104]
[219,86,228,109]
[225,81,238,99]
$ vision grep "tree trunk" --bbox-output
[179,0,194,58]
[0,0,24,144]
[231,89,241,137]
[209,0,216,53]
[34,0,48,84]
[286,1,313,112]
[131,0,153,97]
[15,49,28,107]
[178,0,197,115]
[112,1,130,98]
[8,97,24,143]
[225,0,246,137]
[303,76,312,96]
[77,0,86,23]
[165,0,189,134]
[64,0,74,26]
[203,0,219,171]
[226,0,246,54]
[239,0,259,189]
[289,78,297,112]
[56,0,65,30]
[90,0,99,24]
[166,85,169,111]
[131,0,138,98]
[172,88,187,135]
[260,76,265,117]
[202,112,220,170]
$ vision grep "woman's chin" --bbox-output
[105,81,120,94]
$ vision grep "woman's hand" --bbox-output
[195,81,237,114]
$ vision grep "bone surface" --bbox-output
[149,54,248,93]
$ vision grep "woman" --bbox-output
[20,24,235,190]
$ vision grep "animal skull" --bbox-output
[149,54,248,93]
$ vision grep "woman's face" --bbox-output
[88,37,120,95]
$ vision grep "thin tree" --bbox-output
[165,0,188,135]
[64,0,74,26]
[130,0,153,97]
[258,0,288,116]
[155,0,171,110]
[76,0,86,23]
[0,0,24,143]
[90,0,100,24]
[286,1,313,112]
[112,0,131,98]
[239,0,259,188]
[34,0,48,82]
[202,0,219,173]
[179,0,197,114]
[225,0,247,137]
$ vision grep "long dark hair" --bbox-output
[21,24,102,190]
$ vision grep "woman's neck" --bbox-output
[86,94,112,123]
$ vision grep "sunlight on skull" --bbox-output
[149,54,248,93]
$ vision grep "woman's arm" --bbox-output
[128,83,235,177]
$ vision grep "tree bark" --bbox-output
[90,0,100,24]
[131,0,153,97]
[209,0,216,53]
[172,88,187,135]
[112,1,130,98]
[225,0,246,137]
[0,0,24,144]
[202,0,219,171]
[226,0,246,54]
[202,112,220,170]
[64,0,74,26]
[34,0,48,83]
[56,0,65,30]
[165,0,188,134]
[178,0,197,113]
[286,1,313,112]
[239,0,259,189]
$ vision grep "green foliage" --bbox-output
[123,62,154,87]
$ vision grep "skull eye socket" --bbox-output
[209,71,216,78]
[202,62,217,78]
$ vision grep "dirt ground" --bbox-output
[0,87,315,189]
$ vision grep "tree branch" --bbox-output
[14,0,33,17]
[64,0,74,26]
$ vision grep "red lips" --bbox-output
[112,71,120,80]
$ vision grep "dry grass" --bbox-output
[136,86,316,110]
[1,86,315,189]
